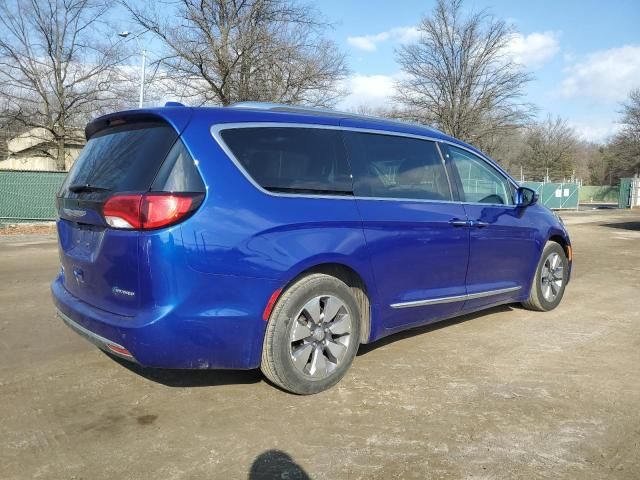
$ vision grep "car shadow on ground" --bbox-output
[106,304,514,387]
[106,353,263,388]
[600,221,640,231]
[357,304,514,357]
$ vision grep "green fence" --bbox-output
[579,185,619,204]
[0,170,66,222]
[521,181,580,210]
[618,177,640,208]
[0,171,620,221]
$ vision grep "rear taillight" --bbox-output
[103,193,203,230]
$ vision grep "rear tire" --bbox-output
[522,242,568,312]
[261,274,361,394]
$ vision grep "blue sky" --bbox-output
[316,0,640,142]
[121,1,640,143]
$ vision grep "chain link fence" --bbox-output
[0,170,66,223]
[521,181,581,210]
[0,125,71,224]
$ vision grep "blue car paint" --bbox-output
[51,105,572,370]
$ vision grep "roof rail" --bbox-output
[229,101,440,133]
[231,101,353,117]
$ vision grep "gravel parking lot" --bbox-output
[1,210,639,480]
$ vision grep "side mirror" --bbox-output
[516,187,538,207]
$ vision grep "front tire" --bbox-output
[522,242,569,312]
[261,274,361,394]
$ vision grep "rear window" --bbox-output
[60,122,198,199]
[219,127,353,195]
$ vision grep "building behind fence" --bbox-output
[0,127,84,171]
[0,126,78,224]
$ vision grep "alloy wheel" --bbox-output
[289,295,353,379]
[540,252,564,302]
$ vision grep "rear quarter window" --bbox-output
[151,139,205,193]
[219,127,353,195]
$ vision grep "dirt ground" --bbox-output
[0,223,56,236]
[0,210,639,480]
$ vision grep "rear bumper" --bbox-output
[51,273,275,369]
[57,309,138,362]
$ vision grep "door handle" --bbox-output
[472,221,490,228]
[448,219,470,227]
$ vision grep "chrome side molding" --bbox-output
[390,286,522,309]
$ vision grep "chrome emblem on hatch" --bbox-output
[112,286,135,298]
[63,208,86,218]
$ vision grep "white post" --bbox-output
[138,49,146,108]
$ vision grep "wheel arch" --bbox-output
[279,262,373,344]
[548,234,570,259]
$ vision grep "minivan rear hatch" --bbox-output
[56,111,202,316]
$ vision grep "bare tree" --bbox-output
[394,0,533,152]
[0,0,131,170]
[585,144,611,185]
[124,0,348,107]
[620,88,640,139]
[486,128,527,177]
[519,116,578,181]
[604,88,640,180]
[571,140,599,183]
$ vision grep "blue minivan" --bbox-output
[52,102,572,394]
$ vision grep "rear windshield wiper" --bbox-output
[68,183,112,193]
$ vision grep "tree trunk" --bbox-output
[56,136,66,171]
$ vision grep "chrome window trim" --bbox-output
[390,285,522,309]
[210,122,519,206]
[433,140,455,201]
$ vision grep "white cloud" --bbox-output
[506,31,560,68]
[561,45,640,101]
[569,119,621,143]
[347,32,390,52]
[390,26,421,44]
[347,26,420,52]
[338,74,399,110]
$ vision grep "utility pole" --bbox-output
[118,31,148,108]
[139,50,146,108]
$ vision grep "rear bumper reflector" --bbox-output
[262,288,283,321]
[105,343,133,358]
